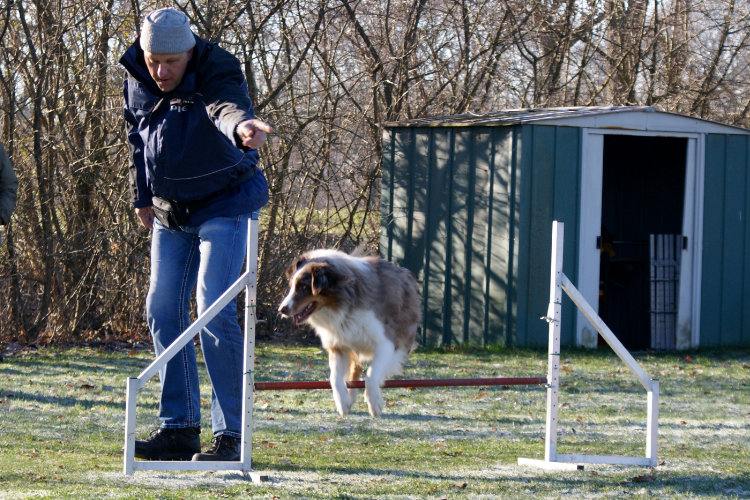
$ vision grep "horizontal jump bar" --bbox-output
[254,377,546,391]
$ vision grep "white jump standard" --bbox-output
[518,221,659,470]
[123,217,266,483]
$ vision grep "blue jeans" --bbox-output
[146,213,254,438]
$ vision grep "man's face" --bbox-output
[144,49,192,92]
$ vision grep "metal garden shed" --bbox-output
[380,106,750,349]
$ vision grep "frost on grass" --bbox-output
[98,470,267,491]
[2,347,748,498]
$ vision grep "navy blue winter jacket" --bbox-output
[120,35,268,225]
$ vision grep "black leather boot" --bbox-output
[191,434,241,461]
[134,427,201,461]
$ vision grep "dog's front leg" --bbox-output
[364,341,396,417]
[328,349,352,416]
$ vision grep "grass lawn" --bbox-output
[0,344,748,499]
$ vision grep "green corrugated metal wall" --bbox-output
[515,125,581,347]
[701,134,750,346]
[381,124,582,347]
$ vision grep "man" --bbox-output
[0,141,17,248]
[120,8,271,462]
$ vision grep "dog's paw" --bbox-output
[365,387,384,417]
[333,392,352,416]
[347,388,359,409]
[336,405,350,417]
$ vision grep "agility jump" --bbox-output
[123,220,658,479]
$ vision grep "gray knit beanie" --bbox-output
[140,8,196,54]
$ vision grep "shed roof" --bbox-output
[385,106,750,135]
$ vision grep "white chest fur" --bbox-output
[309,307,387,360]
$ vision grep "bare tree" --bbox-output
[0,0,748,345]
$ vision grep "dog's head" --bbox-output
[279,255,346,325]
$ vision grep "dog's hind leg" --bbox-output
[328,348,353,416]
[346,351,362,412]
[364,341,397,417]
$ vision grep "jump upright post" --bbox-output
[518,221,659,470]
[123,217,265,482]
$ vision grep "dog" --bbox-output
[278,248,421,417]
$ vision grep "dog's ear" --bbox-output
[309,263,329,295]
[309,262,344,295]
[285,254,308,279]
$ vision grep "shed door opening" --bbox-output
[598,135,687,350]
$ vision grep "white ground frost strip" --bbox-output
[98,470,269,490]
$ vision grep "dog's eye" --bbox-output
[296,282,310,293]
